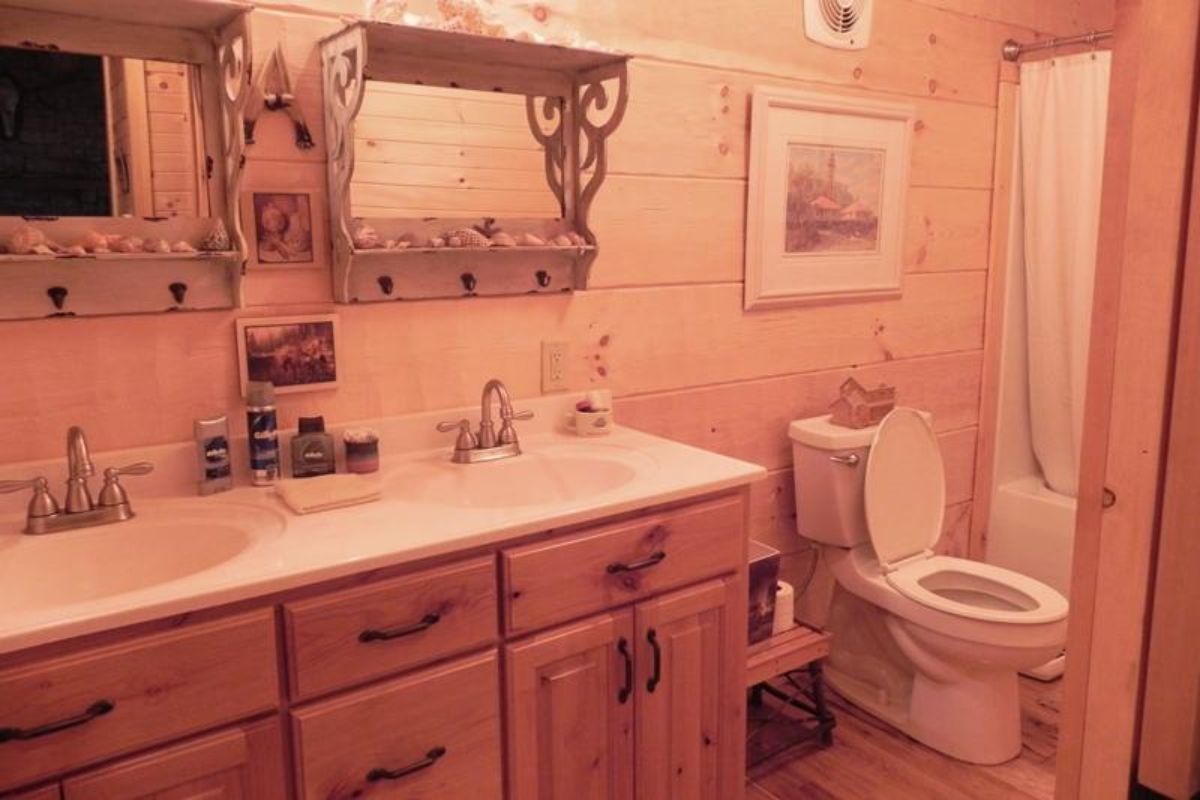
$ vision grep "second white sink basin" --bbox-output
[0,501,285,612]
[387,442,657,509]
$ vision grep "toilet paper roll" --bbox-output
[772,580,795,635]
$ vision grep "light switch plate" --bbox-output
[541,341,569,392]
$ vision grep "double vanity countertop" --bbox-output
[0,398,765,655]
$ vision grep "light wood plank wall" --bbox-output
[0,1,1113,589]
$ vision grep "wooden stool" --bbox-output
[746,624,837,765]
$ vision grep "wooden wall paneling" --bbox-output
[1135,65,1200,799]
[969,62,1021,559]
[1058,1,1200,797]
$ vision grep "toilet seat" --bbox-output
[885,555,1068,624]
[863,408,1067,625]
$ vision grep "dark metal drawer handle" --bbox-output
[0,699,114,744]
[367,745,447,782]
[359,613,441,643]
[606,550,666,574]
[617,637,633,704]
[646,628,662,693]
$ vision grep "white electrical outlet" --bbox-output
[541,341,569,392]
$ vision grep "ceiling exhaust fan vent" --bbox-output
[804,0,874,50]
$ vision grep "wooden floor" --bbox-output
[747,677,1062,800]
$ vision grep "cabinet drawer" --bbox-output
[0,610,278,793]
[502,495,743,633]
[292,650,502,800]
[283,556,497,699]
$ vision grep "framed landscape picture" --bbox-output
[235,314,340,396]
[744,87,914,309]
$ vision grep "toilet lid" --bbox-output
[864,407,945,569]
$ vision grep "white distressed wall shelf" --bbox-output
[0,0,252,320]
[320,21,629,302]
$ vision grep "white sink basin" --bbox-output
[387,443,657,509]
[0,501,285,612]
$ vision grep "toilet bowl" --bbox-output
[789,407,1068,765]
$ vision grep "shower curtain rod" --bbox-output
[1001,30,1113,61]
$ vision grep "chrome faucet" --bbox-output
[65,425,96,513]
[437,379,534,463]
[0,426,154,535]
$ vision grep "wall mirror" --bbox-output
[322,21,629,303]
[0,0,251,320]
[351,83,563,221]
[0,48,212,219]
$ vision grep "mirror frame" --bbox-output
[0,0,251,319]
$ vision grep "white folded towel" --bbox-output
[275,473,382,515]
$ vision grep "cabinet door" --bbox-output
[635,579,743,800]
[62,718,285,799]
[506,611,635,800]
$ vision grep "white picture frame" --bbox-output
[235,314,341,397]
[744,87,914,310]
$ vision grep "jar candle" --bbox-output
[343,428,380,474]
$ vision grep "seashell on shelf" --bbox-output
[143,237,171,254]
[30,244,54,255]
[491,232,517,247]
[200,219,230,251]
[565,231,587,247]
[113,236,144,253]
[80,231,108,252]
[550,233,573,247]
[428,237,446,248]
[92,246,111,254]
[517,232,546,246]
[385,239,411,250]
[64,245,87,257]
[5,224,46,255]
[444,228,491,248]
[352,222,381,249]
[171,240,197,253]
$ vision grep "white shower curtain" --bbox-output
[1018,52,1111,497]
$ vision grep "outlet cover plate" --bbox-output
[541,341,569,392]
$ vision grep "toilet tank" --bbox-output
[788,415,876,547]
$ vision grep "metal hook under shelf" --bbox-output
[46,286,67,310]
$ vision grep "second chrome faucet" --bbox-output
[437,379,534,464]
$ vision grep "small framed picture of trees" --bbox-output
[744,87,914,309]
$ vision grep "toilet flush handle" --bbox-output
[829,453,860,467]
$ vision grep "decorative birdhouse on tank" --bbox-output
[829,377,896,429]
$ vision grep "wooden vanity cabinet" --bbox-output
[2,489,748,800]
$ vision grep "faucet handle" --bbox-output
[0,476,61,519]
[98,462,154,508]
[498,409,533,445]
[436,419,479,452]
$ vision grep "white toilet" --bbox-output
[789,407,1068,765]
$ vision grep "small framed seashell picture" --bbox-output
[744,87,915,310]
[241,190,326,268]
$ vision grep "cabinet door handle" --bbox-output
[366,745,447,782]
[646,628,662,693]
[359,613,440,643]
[617,637,633,704]
[0,699,115,744]
[606,550,666,574]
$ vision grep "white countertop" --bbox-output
[0,401,764,654]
